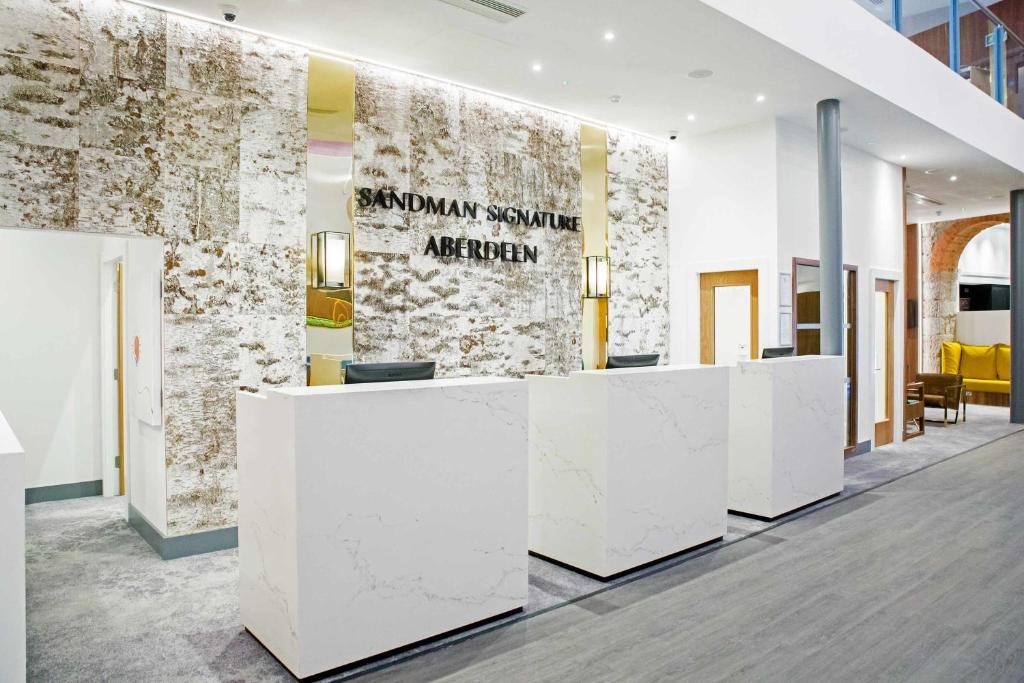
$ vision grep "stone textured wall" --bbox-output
[0,0,307,535]
[606,130,670,360]
[920,214,1008,372]
[352,63,583,377]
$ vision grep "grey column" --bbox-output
[1012,189,1024,423]
[817,99,844,356]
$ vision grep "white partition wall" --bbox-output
[0,411,26,682]
[238,378,528,679]
[529,365,730,578]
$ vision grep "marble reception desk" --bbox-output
[237,377,528,679]
[0,410,25,683]
[528,365,730,579]
[728,355,845,519]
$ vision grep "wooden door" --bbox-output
[700,270,759,364]
[116,261,126,495]
[873,279,895,447]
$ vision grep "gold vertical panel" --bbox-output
[306,55,356,384]
[581,124,609,370]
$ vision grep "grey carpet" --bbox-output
[25,406,1022,681]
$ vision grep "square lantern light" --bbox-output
[310,231,351,289]
[583,255,611,299]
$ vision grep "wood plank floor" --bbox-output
[360,432,1024,683]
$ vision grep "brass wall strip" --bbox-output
[306,54,356,385]
[580,124,609,370]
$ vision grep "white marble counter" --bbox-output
[0,410,25,683]
[237,377,528,678]
[728,355,845,519]
[528,365,730,578]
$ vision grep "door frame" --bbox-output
[792,258,859,455]
[699,269,759,364]
[100,256,126,497]
[874,278,896,447]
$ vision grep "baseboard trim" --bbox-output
[845,440,872,458]
[128,505,238,560]
[25,480,103,504]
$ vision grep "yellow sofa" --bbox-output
[940,341,1011,406]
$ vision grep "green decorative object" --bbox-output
[306,316,353,329]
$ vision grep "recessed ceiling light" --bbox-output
[531,63,542,73]
[924,169,938,174]
[609,94,621,103]
[687,113,696,122]
[949,175,958,182]
[603,31,615,41]
[562,79,570,86]
[900,154,908,160]
[755,94,766,103]
[688,68,713,79]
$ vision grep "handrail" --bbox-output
[967,0,1024,48]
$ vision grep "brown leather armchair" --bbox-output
[919,373,965,425]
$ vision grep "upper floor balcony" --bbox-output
[852,0,1024,118]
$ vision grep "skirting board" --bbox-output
[129,505,238,560]
[25,479,102,504]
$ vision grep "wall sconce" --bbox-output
[310,231,351,289]
[583,255,611,299]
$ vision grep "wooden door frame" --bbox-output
[791,258,859,455]
[700,269,759,364]
[874,278,896,447]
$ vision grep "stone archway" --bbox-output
[920,212,1010,371]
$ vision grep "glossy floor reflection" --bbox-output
[26,406,1021,682]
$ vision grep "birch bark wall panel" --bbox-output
[607,130,670,359]
[0,0,308,536]
[353,63,583,377]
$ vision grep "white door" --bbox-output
[714,285,752,365]
[873,289,889,422]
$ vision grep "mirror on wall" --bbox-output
[306,55,356,385]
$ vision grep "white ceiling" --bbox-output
[143,0,1023,222]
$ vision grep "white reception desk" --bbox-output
[237,377,528,679]
[528,365,730,579]
[728,355,845,519]
[0,410,26,683]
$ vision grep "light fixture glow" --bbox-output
[531,62,542,72]
[949,175,958,182]
[309,231,351,289]
[686,113,696,122]
[755,94,766,103]
[603,31,615,41]
[900,154,908,160]
[583,256,611,299]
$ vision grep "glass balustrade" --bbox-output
[851,0,1024,119]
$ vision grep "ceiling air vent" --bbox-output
[437,0,526,23]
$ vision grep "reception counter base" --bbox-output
[238,377,528,679]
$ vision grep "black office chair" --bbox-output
[761,347,795,359]
[605,354,660,369]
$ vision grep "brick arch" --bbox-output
[919,212,1010,372]
[927,213,1010,275]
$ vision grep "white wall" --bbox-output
[0,229,107,489]
[959,224,1010,284]
[669,119,779,363]
[669,118,905,447]
[958,311,1010,346]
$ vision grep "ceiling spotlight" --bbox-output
[609,94,621,103]
[668,129,679,140]
[603,31,615,41]
[688,68,713,79]
[949,175,958,182]
[562,79,570,86]
[899,154,908,160]
[924,169,938,175]
[687,113,696,122]
[755,94,766,103]
[531,63,542,73]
